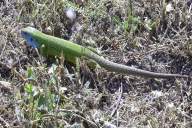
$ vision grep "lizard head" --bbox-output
[21,27,39,48]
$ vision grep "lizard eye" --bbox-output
[31,38,33,42]
[24,32,27,35]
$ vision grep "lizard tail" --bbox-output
[89,52,189,79]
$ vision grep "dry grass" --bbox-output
[0,0,192,127]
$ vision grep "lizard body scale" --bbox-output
[21,27,189,78]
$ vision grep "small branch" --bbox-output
[110,79,123,118]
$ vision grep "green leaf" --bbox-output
[123,21,128,30]
[104,116,110,121]
[131,26,137,33]
[36,112,41,117]
[24,83,34,100]
[34,100,38,107]
[27,68,37,79]
[113,15,120,25]
[37,94,49,111]
[27,68,32,78]
[24,83,39,101]
[25,83,32,92]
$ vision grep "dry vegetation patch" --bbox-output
[0,0,192,127]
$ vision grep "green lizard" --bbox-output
[20,26,189,79]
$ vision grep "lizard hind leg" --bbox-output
[86,59,100,69]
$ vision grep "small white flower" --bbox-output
[151,90,163,98]
[167,103,175,109]
[66,8,76,20]
[166,3,174,12]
